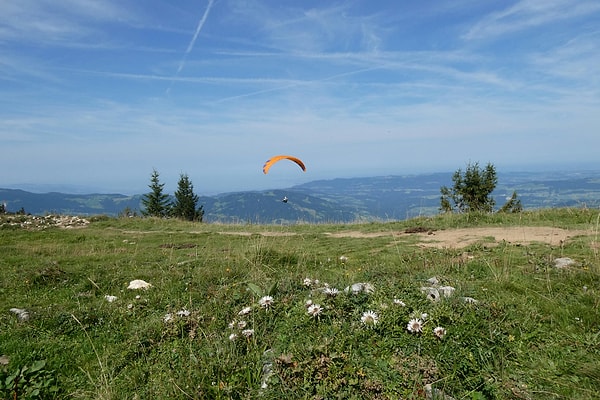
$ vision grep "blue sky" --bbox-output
[1,0,599,195]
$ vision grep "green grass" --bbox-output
[1,209,599,399]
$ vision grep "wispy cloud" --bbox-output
[174,0,215,76]
[463,0,600,41]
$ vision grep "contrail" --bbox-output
[169,0,215,90]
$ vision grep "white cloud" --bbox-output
[463,0,600,41]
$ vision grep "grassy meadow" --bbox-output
[1,209,599,399]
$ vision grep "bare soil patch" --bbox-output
[415,226,588,248]
[328,226,592,249]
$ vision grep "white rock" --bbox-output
[554,257,576,269]
[127,279,152,290]
[438,286,456,298]
[421,287,440,302]
[9,308,30,322]
[462,297,479,304]
[344,282,375,294]
[426,276,439,286]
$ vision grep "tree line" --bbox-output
[141,169,204,221]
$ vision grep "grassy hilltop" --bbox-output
[1,209,599,399]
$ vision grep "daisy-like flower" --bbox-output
[420,313,428,321]
[323,287,340,297]
[361,310,379,327]
[339,255,348,263]
[433,326,447,339]
[303,278,313,287]
[228,333,238,341]
[305,299,313,308]
[393,298,406,307]
[307,304,323,317]
[237,320,247,329]
[238,306,252,316]
[407,318,423,333]
[259,295,274,309]
[241,329,254,338]
[177,309,191,317]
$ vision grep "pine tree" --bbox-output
[440,162,498,213]
[141,169,171,217]
[171,173,204,221]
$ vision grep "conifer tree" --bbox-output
[141,169,171,217]
[440,162,498,213]
[171,173,204,221]
[440,162,522,213]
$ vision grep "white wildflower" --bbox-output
[393,298,406,307]
[361,310,379,327]
[303,278,313,287]
[237,320,247,329]
[305,299,313,308]
[163,313,174,323]
[407,318,423,333]
[229,333,238,341]
[339,255,348,263]
[323,287,340,297]
[242,329,254,338]
[238,306,252,316]
[433,326,447,339]
[307,304,323,317]
[177,309,191,317]
[104,295,118,303]
[259,295,274,309]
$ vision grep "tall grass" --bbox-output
[1,209,599,399]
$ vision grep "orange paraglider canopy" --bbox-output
[262,155,306,174]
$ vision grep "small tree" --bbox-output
[498,190,523,213]
[171,173,204,222]
[141,169,171,217]
[440,162,498,213]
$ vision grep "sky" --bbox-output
[1,0,599,195]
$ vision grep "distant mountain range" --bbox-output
[2,170,600,223]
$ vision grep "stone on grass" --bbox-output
[554,257,577,269]
[9,308,30,322]
[127,279,152,290]
[424,383,456,400]
[421,287,441,302]
[344,282,375,294]
[438,286,456,298]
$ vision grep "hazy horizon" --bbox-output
[3,162,599,196]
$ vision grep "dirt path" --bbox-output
[327,226,593,248]
[216,226,594,249]
[413,226,591,248]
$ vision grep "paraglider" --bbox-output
[263,155,305,204]
[262,155,306,174]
